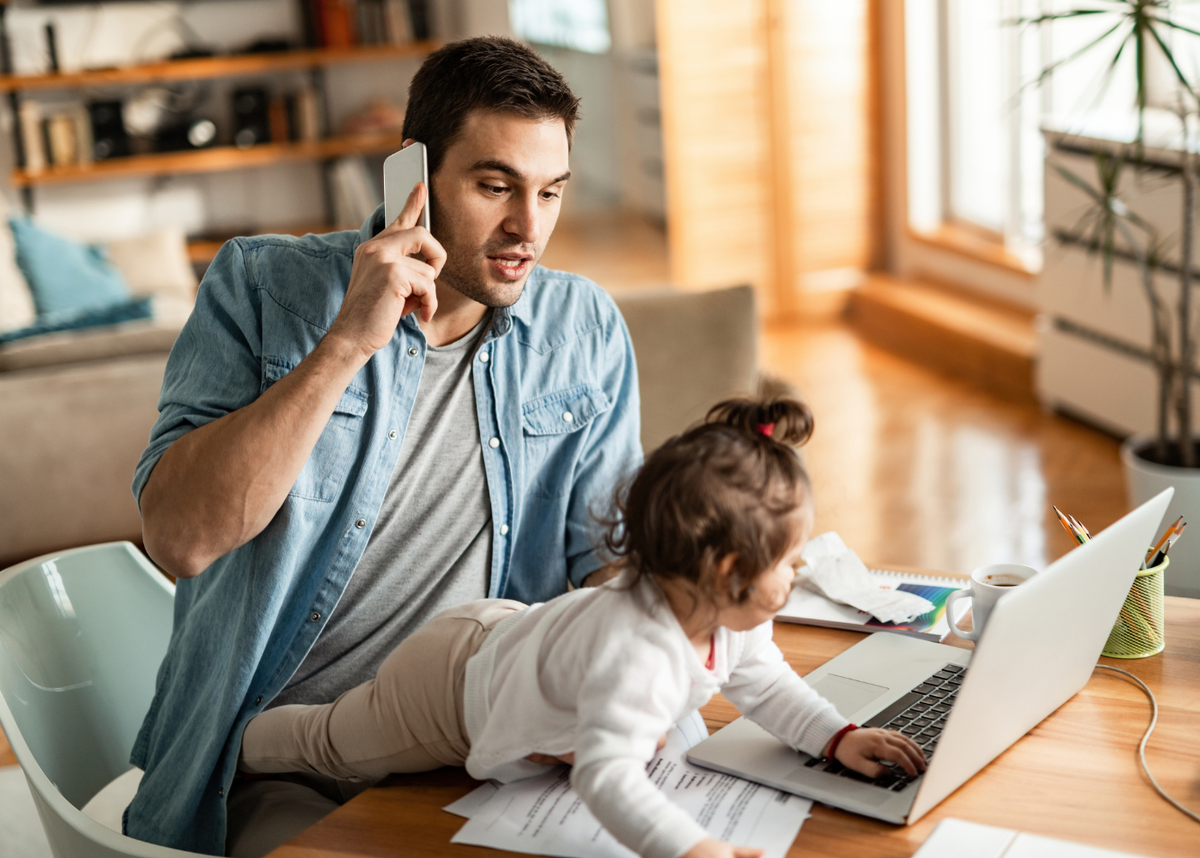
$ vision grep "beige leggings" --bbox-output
[239,599,525,782]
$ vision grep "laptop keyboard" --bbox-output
[803,662,967,792]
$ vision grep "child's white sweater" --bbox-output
[462,574,849,858]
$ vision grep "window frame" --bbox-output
[880,0,1040,309]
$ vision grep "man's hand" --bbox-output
[829,727,927,778]
[326,182,447,363]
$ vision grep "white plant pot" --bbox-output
[1121,436,1200,599]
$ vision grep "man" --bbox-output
[126,37,641,855]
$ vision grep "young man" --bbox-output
[126,37,641,854]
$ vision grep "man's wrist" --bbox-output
[315,331,374,373]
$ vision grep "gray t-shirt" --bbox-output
[272,316,493,707]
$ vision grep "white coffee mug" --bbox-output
[945,563,1038,642]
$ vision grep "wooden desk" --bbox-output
[270,597,1200,858]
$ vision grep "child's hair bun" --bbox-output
[704,396,814,447]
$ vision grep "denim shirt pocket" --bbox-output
[262,356,369,502]
[521,384,611,498]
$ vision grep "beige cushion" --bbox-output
[0,207,36,334]
[0,295,189,373]
[613,285,759,453]
[0,354,167,566]
[106,227,198,301]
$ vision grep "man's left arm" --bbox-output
[567,304,642,589]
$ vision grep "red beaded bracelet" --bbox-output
[825,723,859,760]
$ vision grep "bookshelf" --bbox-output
[0,2,436,247]
[0,42,437,93]
[11,132,410,188]
[3,41,436,189]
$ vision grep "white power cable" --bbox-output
[1093,664,1200,825]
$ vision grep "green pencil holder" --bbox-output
[1102,555,1167,659]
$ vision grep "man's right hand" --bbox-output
[325,182,447,365]
[141,186,446,579]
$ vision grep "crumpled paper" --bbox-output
[798,532,934,623]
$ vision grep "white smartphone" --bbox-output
[382,142,430,231]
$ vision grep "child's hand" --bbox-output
[682,837,764,858]
[830,727,927,778]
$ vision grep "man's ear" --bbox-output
[401,138,416,149]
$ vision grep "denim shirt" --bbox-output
[123,208,642,854]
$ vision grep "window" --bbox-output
[508,0,611,54]
[906,1,1200,255]
[906,0,1044,247]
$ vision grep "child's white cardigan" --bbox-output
[463,573,850,858]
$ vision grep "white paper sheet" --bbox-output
[799,531,934,623]
[447,711,811,858]
[444,780,500,819]
[914,818,1153,858]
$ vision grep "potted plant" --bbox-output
[1021,1,1200,597]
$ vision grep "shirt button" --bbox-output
[408,347,418,356]
[218,788,224,798]
[488,437,500,448]
[562,412,573,423]
[310,611,321,622]
[356,518,366,528]
[388,429,398,440]
[255,696,263,706]
[500,524,509,535]
[479,352,490,362]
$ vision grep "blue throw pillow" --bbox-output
[9,217,132,316]
[0,297,154,344]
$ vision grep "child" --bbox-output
[239,397,926,858]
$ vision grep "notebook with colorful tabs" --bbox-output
[777,569,967,642]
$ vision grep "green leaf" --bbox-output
[1146,20,1200,106]
[1023,18,1130,90]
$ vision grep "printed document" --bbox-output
[447,711,812,858]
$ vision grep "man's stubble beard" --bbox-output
[430,191,541,309]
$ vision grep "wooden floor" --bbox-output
[547,212,1128,576]
[765,317,1126,574]
[0,212,1131,773]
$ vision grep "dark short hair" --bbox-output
[604,398,815,615]
[403,36,580,177]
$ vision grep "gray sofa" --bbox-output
[0,284,757,568]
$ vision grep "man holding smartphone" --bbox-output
[125,37,640,856]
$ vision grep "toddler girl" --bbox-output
[239,397,925,858]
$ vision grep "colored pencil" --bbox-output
[1146,516,1184,564]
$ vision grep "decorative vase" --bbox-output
[1120,436,1200,599]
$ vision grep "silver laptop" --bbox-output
[687,489,1173,825]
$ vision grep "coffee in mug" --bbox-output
[946,563,1038,642]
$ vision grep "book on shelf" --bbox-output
[301,0,418,47]
[18,99,46,173]
[328,155,381,227]
[290,86,323,142]
[19,100,93,170]
[777,568,967,642]
[45,112,77,167]
[383,0,414,44]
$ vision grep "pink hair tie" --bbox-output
[757,422,775,438]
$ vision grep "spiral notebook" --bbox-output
[777,569,968,642]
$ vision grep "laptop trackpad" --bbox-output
[809,675,889,719]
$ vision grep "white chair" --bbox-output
[0,542,198,857]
